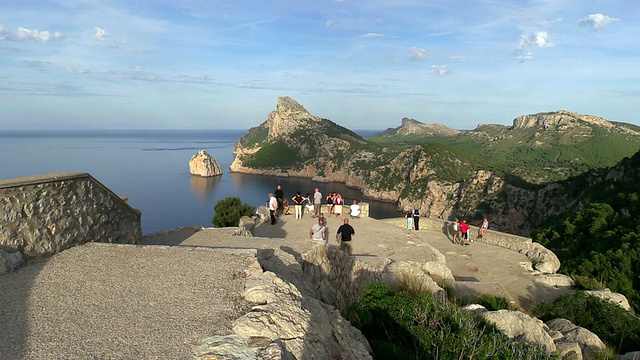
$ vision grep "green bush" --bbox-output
[212,197,255,228]
[532,292,640,354]
[348,283,554,360]
[476,294,517,311]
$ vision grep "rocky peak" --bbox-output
[189,150,222,177]
[376,118,460,137]
[266,96,320,139]
[512,110,614,130]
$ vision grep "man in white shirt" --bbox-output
[350,200,360,219]
[268,193,278,225]
[313,188,323,218]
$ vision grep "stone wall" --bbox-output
[320,202,369,218]
[0,173,142,262]
[383,217,560,274]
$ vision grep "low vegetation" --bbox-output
[533,200,640,313]
[532,292,640,354]
[369,122,640,185]
[347,283,554,360]
[212,196,255,227]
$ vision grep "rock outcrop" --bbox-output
[189,150,222,177]
[0,249,24,274]
[481,310,557,353]
[513,110,615,130]
[584,289,632,312]
[545,318,607,360]
[375,117,460,137]
[195,269,372,359]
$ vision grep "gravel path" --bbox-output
[0,244,252,359]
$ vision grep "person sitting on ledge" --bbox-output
[350,200,360,219]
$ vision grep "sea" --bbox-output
[0,129,403,234]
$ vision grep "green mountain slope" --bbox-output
[370,111,640,184]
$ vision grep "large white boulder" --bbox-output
[481,309,556,353]
[189,150,223,177]
[584,289,632,312]
[545,318,606,360]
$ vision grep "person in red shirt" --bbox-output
[460,220,471,246]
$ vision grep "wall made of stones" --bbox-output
[320,202,369,218]
[0,173,141,260]
[383,217,560,274]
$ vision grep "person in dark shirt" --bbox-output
[336,218,355,255]
[274,185,285,216]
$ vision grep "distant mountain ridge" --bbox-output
[375,117,460,137]
[230,97,640,236]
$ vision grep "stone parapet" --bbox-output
[383,217,560,274]
[320,202,369,218]
[0,172,141,260]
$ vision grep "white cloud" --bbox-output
[517,31,554,51]
[430,65,450,76]
[0,25,63,43]
[94,27,112,41]
[409,47,428,61]
[326,19,335,28]
[579,13,620,30]
[359,32,386,38]
[515,52,533,63]
[66,67,91,74]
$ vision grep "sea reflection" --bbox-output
[189,175,222,201]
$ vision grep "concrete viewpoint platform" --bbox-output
[144,214,571,311]
[1,215,570,359]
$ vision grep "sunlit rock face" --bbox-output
[189,150,222,177]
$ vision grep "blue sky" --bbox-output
[0,0,637,130]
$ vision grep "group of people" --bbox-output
[309,215,356,254]
[404,208,421,230]
[269,185,361,225]
[451,217,489,246]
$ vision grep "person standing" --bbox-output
[291,191,304,219]
[313,188,322,218]
[268,193,278,225]
[274,185,285,216]
[405,211,413,230]
[326,192,334,216]
[333,193,344,218]
[336,218,356,255]
[452,218,460,244]
[412,208,420,230]
[460,220,470,245]
[309,218,328,241]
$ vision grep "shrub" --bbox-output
[532,291,640,354]
[347,283,554,360]
[476,294,517,311]
[212,197,255,227]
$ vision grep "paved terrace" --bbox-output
[1,215,570,359]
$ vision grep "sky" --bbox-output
[0,0,638,130]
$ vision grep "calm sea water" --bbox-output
[0,129,401,234]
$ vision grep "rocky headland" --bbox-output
[229,97,640,236]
